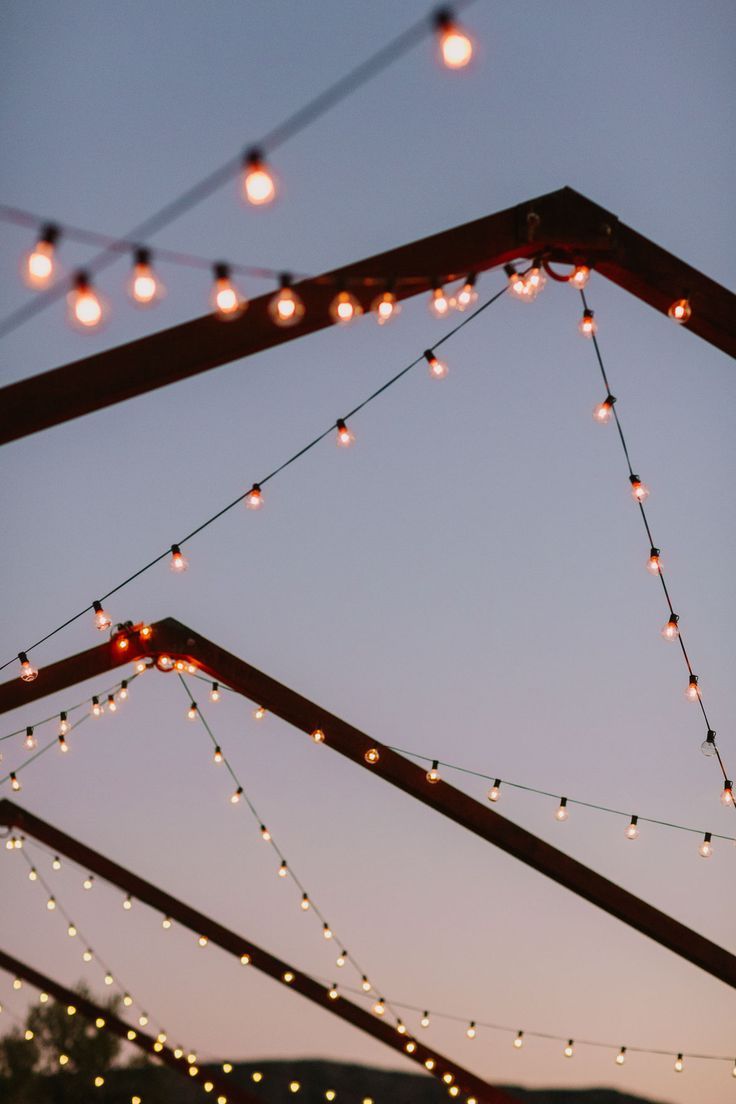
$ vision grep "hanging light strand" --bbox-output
[0,669,143,746]
[2,277,510,678]
[579,287,734,803]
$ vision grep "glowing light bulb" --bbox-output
[372,288,400,324]
[213,746,223,764]
[162,916,172,929]
[28,867,37,879]
[47,896,56,910]
[138,623,153,640]
[24,726,37,750]
[396,1021,406,1034]
[24,1029,34,1041]
[685,674,700,702]
[578,308,596,337]
[625,816,640,840]
[104,973,113,984]
[362,977,371,993]
[156,654,174,670]
[246,483,263,509]
[11,773,21,791]
[592,394,616,423]
[242,148,276,205]
[129,247,162,305]
[67,923,77,937]
[329,288,362,325]
[328,984,338,1000]
[84,951,94,964]
[52,855,61,870]
[661,614,679,641]
[425,1059,435,1070]
[488,778,501,802]
[260,824,271,841]
[230,786,243,804]
[139,1013,148,1026]
[93,601,112,631]
[335,419,354,447]
[668,299,691,324]
[283,971,294,983]
[721,781,734,806]
[615,1046,627,1065]
[240,953,250,965]
[123,894,132,910]
[301,893,310,911]
[555,797,569,821]
[443,1074,454,1085]
[569,265,590,289]
[513,1031,524,1049]
[251,1071,262,1082]
[435,9,473,68]
[94,1076,105,1087]
[269,272,304,327]
[454,273,478,311]
[420,1011,430,1028]
[629,474,649,502]
[18,651,38,682]
[279,860,288,877]
[187,702,198,721]
[25,224,59,288]
[646,547,661,574]
[69,271,104,329]
[289,1082,301,1094]
[466,1021,477,1039]
[311,728,326,743]
[336,950,347,967]
[211,263,245,319]
[254,705,266,720]
[323,923,333,940]
[424,349,448,379]
[505,264,530,300]
[169,544,188,572]
[107,694,117,713]
[372,998,385,1016]
[429,284,451,318]
[198,935,208,946]
[83,875,94,889]
[405,1042,416,1055]
[524,260,546,299]
[674,1053,684,1072]
[122,995,132,1007]
[564,1040,574,1058]
[13,978,23,990]
[426,760,441,783]
[210,682,220,702]
[91,697,103,717]
[698,832,713,858]
[364,747,380,764]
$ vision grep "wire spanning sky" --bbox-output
[1,3,734,1102]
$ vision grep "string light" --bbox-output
[434,7,473,68]
[668,298,692,324]
[58,712,70,735]
[336,950,347,967]
[92,602,111,631]
[311,727,326,743]
[428,283,451,318]
[260,824,271,841]
[685,674,701,703]
[578,308,596,337]
[698,832,713,859]
[52,855,61,870]
[187,702,199,720]
[569,264,590,289]
[129,247,162,305]
[242,148,276,206]
[91,697,103,717]
[329,287,362,325]
[555,797,569,822]
[253,706,266,720]
[209,682,220,702]
[10,772,20,791]
[83,875,94,890]
[24,224,59,288]
[170,544,188,572]
[372,998,386,1016]
[269,273,304,327]
[426,760,441,783]
[211,263,245,319]
[18,652,38,682]
[466,1021,477,1039]
[564,1040,574,1058]
[513,1031,524,1049]
[592,394,616,423]
[364,748,380,764]
[720,781,733,807]
[487,779,501,802]
[68,271,104,329]
[335,420,354,447]
[616,1046,627,1065]
[629,474,650,502]
[453,273,478,311]
[371,285,399,324]
[523,259,546,300]
[420,1012,430,1028]
[625,816,640,841]
[123,894,133,910]
[24,727,37,750]
[246,483,264,509]
[661,613,680,641]
[106,694,117,713]
[646,547,662,574]
[674,1053,684,1072]
[230,786,243,804]
[424,349,448,379]
[301,893,311,911]
[213,745,223,764]
[279,860,288,877]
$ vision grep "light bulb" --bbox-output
[139,624,153,641]
[646,547,661,574]
[269,272,304,327]
[156,654,174,671]
[129,247,162,305]
[629,474,650,502]
[721,781,734,806]
[301,893,310,911]
[454,274,478,311]
[25,224,59,288]
[57,712,70,736]
[505,264,530,300]
[328,984,338,1000]
[524,260,546,299]
[335,419,354,447]
[85,951,95,964]
[425,1059,435,1070]
[614,1046,627,1066]
[211,263,245,319]
[668,299,691,324]
[18,651,38,682]
[69,271,104,329]
[429,284,451,318]
[260,824,271,841]
[24,1029,34,1041]
[372,287,400,324]
[329,288,362,325]
[426,760,441,783]
[372,998,385,1016]
[283,971,294,983]
[405,1042,416,1054]
[592,394,616,423]
[47,896,56,910]
[278,860,288,877]
[564,1040,574,1058]
[91,696,103,717]
[104,973,113,985]
[362,977,371,993]
[230,786,243,804]
[187,702,198,720]
[555,797,569,821]
[24,727,37,750]
[488,779,501,803]
[424,349,448,379]
[364,747,380,764]
[139,1014,148,1026]
[210,682,220,702]
[569,265,590,289]
[578,308,596,337]
[685,675,700,702]
[435,9,473,68]
[698,832,713,858]
[162,916,172,929]
[170,544,188,572]
[123,894,132,910]
[254,705,266,720]
[674,1053,684,1072]
[106,694,117,713]
[311,728,325,743]
[10,773,21,791]
[242,148,276,205]
[336,950,347,967]
[28,867,37,879]
[240,953,250,965]
[198,935,208,946]
[701,730,717,756]
[93,601,111,631]
[213,746,223,763]
[625,816,640,840]
[58,735,69,752]
[466,1021,477,1039]
[95,1076,105,1087]
[323,923,333,939]
[661,614,679,641]
[67,923,76,937]
[246,483,263,509]
[513,1031,524,1049]
[289,1082,301,1094]
[420,1012,430,1028]
[83,875,94,890]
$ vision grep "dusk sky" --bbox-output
[1,3,735,1102]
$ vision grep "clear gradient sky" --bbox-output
[1,2,735,1102]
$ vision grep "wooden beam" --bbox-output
[1,616,734,991]
[0,798,504,1104]
[2,187,733,447]
[0,946,260,1104]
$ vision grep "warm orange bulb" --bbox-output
[454,274,478,311]
[372,289,400,324]
[25,225,59,288]
[211,263,245,319]
[646,547,661,574]
[69,271,103,329]
[685,674,700,702]
[505,264,530,300]
[429,285,451,318]
[424,349,448,379]
[246,483,263,509]
[661,614,679,641]
[243,149,276,205]
[569,265,590,289]
[170,544,188,572]
[269,273,305,327]
[93,601,112,630]
[668,298,691,324]
[592,394,616,423]
[629,475,649,502]
[435,11,473,68]
[335,419,354,447]
[329,289,362,325]
[130,249,161,305]
[18,651,38,682]
[426,760,441,784]
[578,308,596,337]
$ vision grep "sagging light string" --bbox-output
[579,287,734,810]
[176,674,400,1026]
[4,274,510,679]
[0,2,478,341]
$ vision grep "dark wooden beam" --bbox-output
[2,187,733,447]
[0,946,260,1104]
[1,616,734,992]
[0,798,504,1104]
